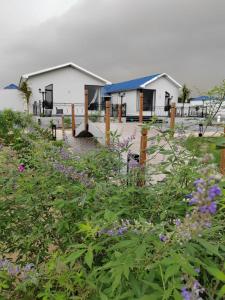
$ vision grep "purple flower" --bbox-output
[107,230,115,236]
[189,197,198,205]
[185,193,192,199]
[18,164,25,172]
[23,263,34,272]
[208,201,217,214]
[128,158,139,169]
[117,227,128,235]
[181,287,191,300]
[174,219,181,226]
[199,201,217,215]
[208,185,221,199]
[159,234,167,242]
[194,178,205,186]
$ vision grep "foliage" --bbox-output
[183,135,225,167]
[19,81,32,113]
[64,117,71,128]
[180,84,191,106]
[203,80,225,130]
[0,110,225,299]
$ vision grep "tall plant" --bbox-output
[19,81,32,114]
[203,79,225,131]
[180,84,191,116]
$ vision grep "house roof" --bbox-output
[20,62,111,85]
[191,96,212,101]
[4,83,18,90]
[104,73,182,94]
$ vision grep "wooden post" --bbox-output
[138,127,148,186]
[139,91,144,123]
[118,104,122,123]
[170,103,176,136]
[105,99,111,146]
[71,104,76,137]
[61,115,65,141]
[84,89,88,131]
[220,127,225,175]
[140,128,148,166]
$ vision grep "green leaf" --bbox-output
[197,239,221,257]
[85,247,93,268]
[218,285,225,298]
[206,267,225,282]
[99,292,108,300]
[139,293,163,300]
[173,289,183,300]
[165,264,180,282]
[65,249,86,264]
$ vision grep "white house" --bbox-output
[104,73,182,119]
[0,84,24,112]
[19,62,111,116]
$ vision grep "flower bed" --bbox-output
[0,110,225,299]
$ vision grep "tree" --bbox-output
[203,79,225,133]
[180,84,191,116]
[19,81,32,114]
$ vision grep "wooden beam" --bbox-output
[139,91,144,123]
[170,103,176,136]
[105,99,111,146]
[140,128,148,166]
[118,104,122,123]
[71,104,76,137]
[84,89,88,131]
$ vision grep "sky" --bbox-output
[0,0,224,95]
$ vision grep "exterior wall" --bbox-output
[110,76,180,117]
[0,89,24,112]
[110,90,137,116]
[26,66,107,114]
[145,76,179,107]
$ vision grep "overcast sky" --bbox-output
[0,0,224,94]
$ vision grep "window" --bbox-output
[45,84,53,109]
[164,91,170,111]
[137,90,155,111]
[85,85,101,110]
[143,90,155,111]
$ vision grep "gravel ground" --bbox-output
[57,129,101,154]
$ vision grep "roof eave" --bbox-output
[21,62,111,84]
[140,73,182,89]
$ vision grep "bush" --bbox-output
[0,110,225,299]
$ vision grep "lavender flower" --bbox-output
[0,259,35,281]
[181,279,205,300]
[159,234,167,242]
[18,164,25,172]
[175,170,221,242]
[53,162,92,187]
[181,287,191,300]
[111,135,135,152]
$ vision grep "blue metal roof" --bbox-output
[103,74,160,94]
[191,96,211,101]
[4,83,18,90]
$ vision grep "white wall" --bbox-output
[0,89,24,112]
[26,66,108,113]
[110,90,137,116]
[110,76,180,116]
[145,76,179,107]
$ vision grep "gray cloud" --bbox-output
[0,0,225,94]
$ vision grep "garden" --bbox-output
[0,108,225,300]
